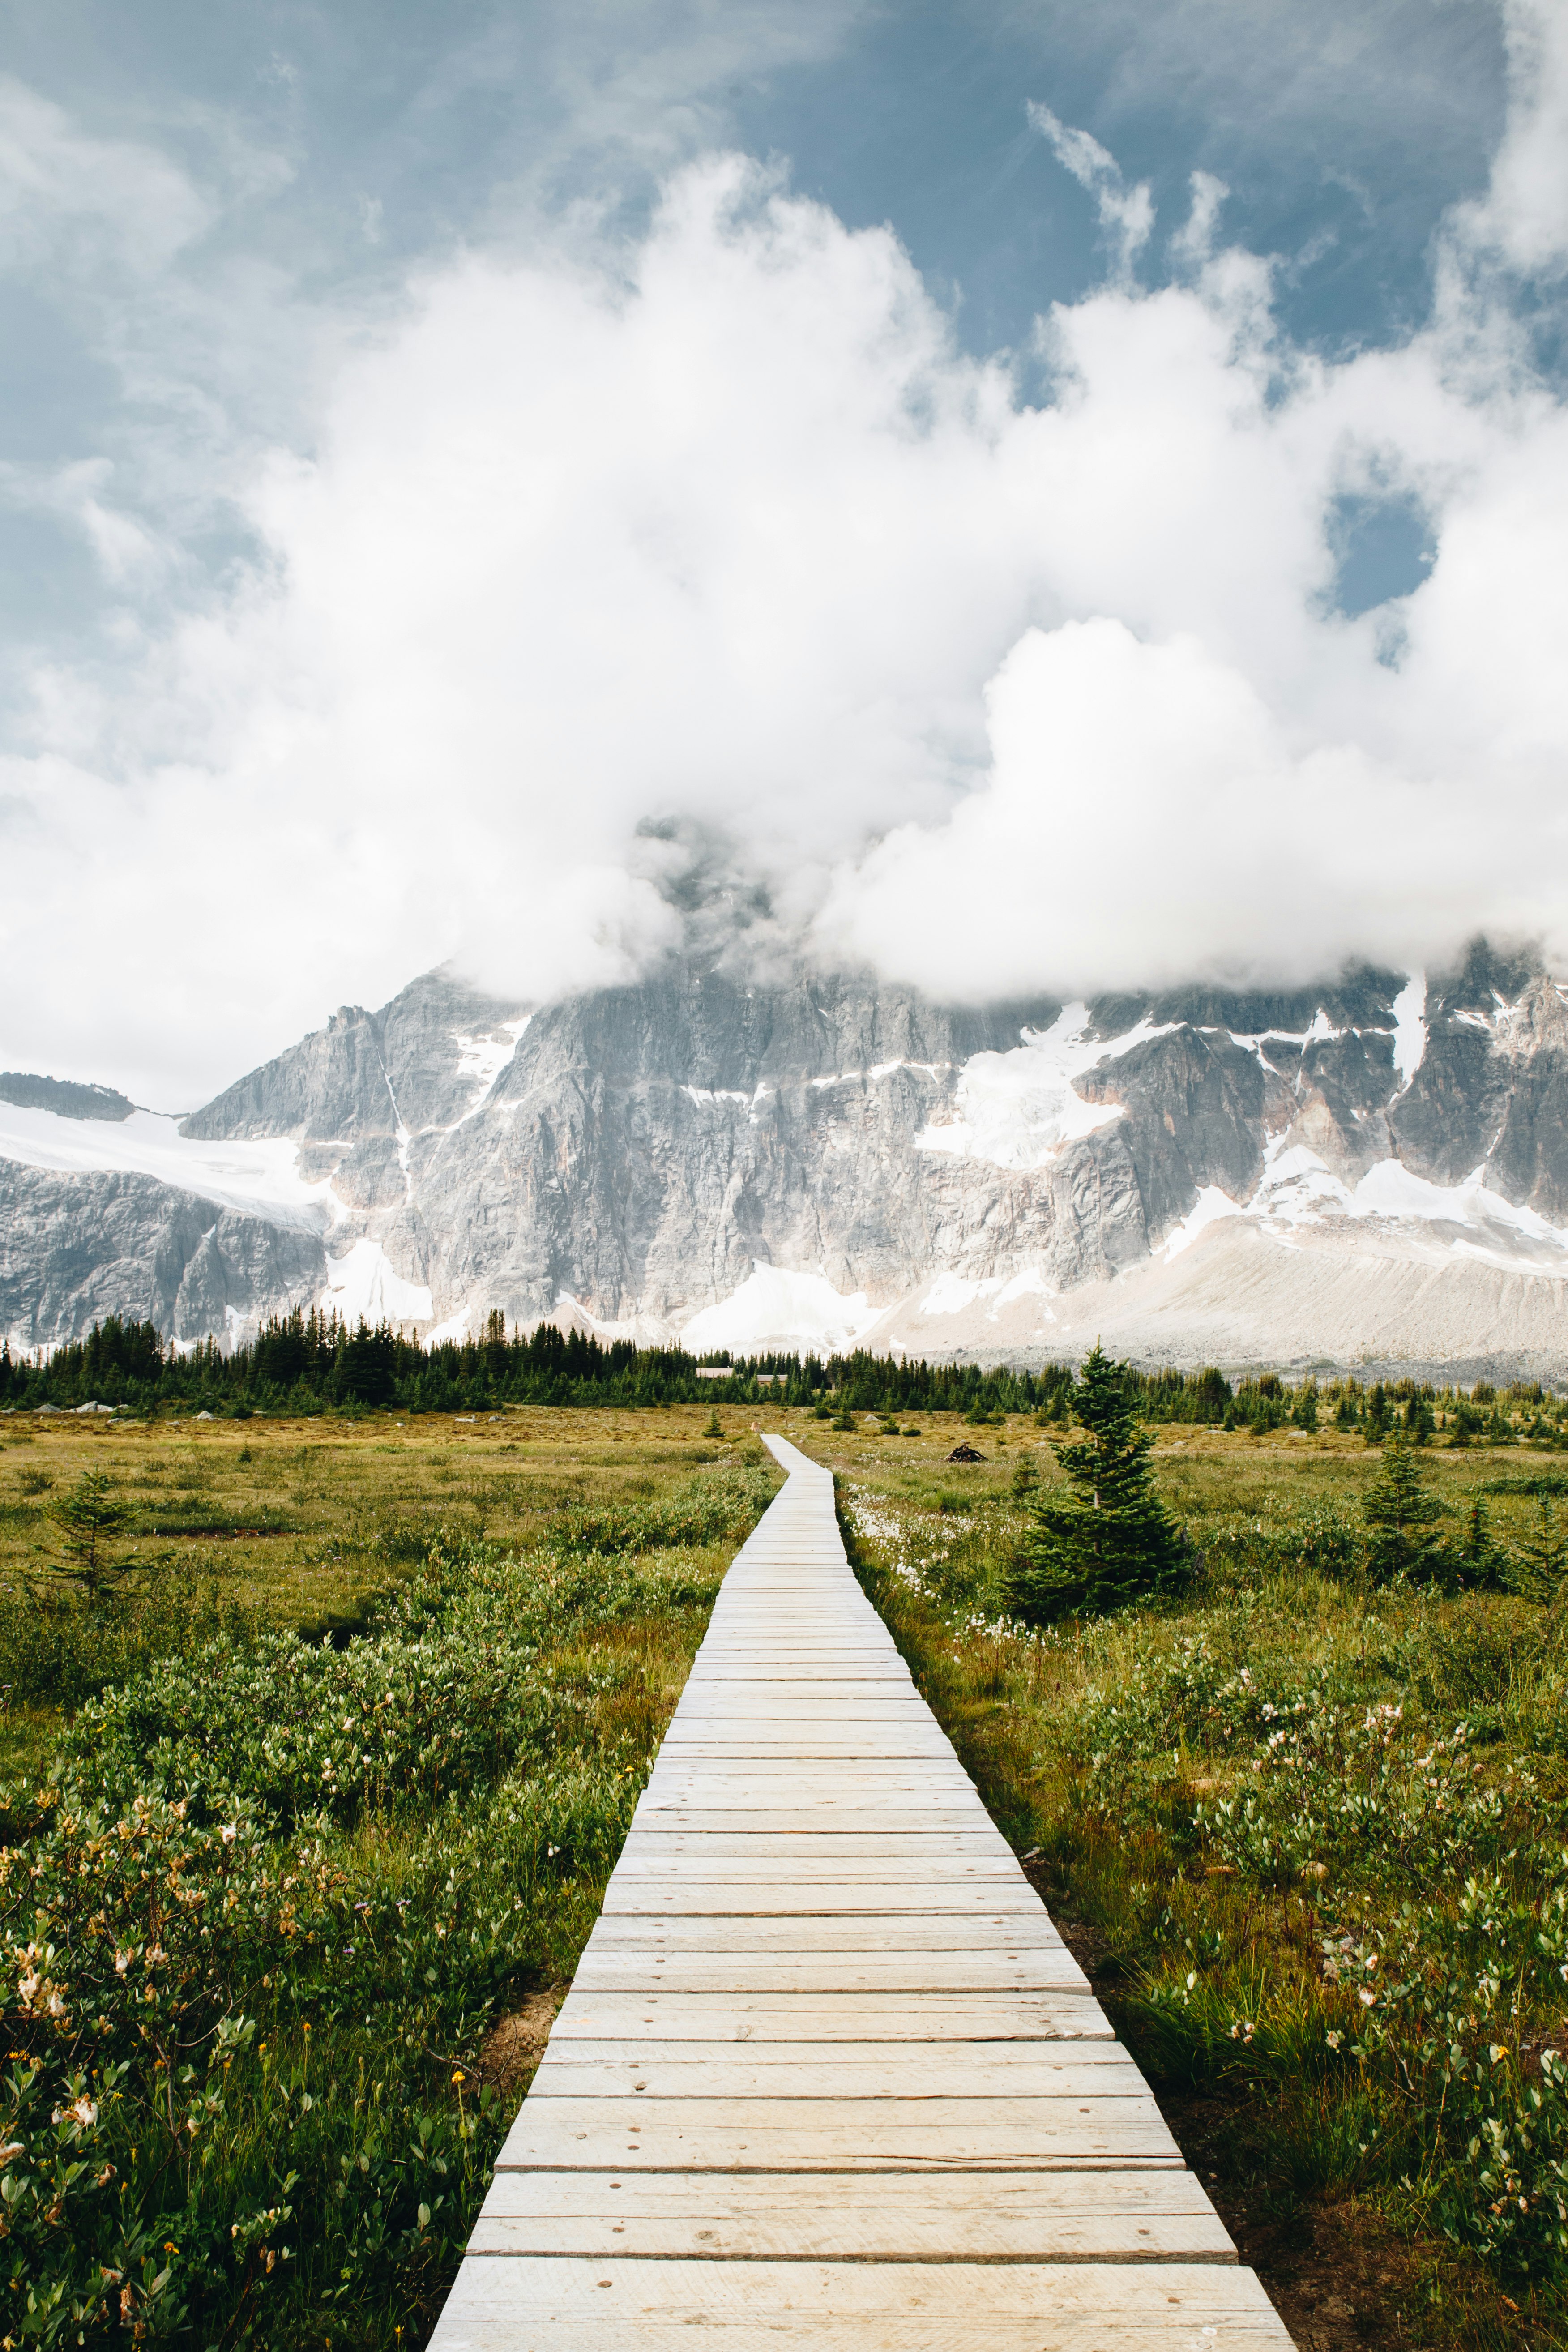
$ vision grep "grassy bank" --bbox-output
[0,1406,778,2348]
[811,1412,1568,2352]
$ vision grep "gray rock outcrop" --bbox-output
[0,1163,325,1345]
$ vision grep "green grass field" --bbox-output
[0,1404,778,2349]
[5,1397,1568,2348]
[818,1409,1568,2352]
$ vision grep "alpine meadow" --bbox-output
[7,3,1568,2348]
[5,1360,1568,2343]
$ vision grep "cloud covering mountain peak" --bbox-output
[2,3,1567,1101]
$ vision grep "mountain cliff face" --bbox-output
[6,941,1568,1377]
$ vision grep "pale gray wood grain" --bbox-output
[425,1437,1291,2352]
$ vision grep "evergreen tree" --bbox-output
[1010,1449,1040,1500]
[1364,1382,1389,1444]
[1010,1344,1188,1621]
[45,1471,138,1606]
[1458,1497,1503,1588]
[1362,1433,1448,1584]
[1509,1497,1567,1602]
[1449,1398,1485,1445]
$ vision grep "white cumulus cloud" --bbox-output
[1,4,1568,1102]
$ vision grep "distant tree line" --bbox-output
[0,1313,1065,1417]
[0,1310,1562,1428]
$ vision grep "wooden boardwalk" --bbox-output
[429,1435,1293,2348]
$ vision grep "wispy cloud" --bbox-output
[1026,100,1152,279]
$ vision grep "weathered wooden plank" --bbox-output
[656,1739,961,1757]
[601,1875,1048,1906]
[632,1809,994,1826]
[611,1838,1021,1862]
[630,1815,996,1836]
[610,1856,1021,1874]
[493,2100,1184,2172]
[529,2050,1150,2098]
[428,2317,1290,2350]
[602,1886,1042,1915]
[640,1766,981,1782]
[673,1710,927,1722]
[641,1773,982,1793]
[547,1991,1116,2041]
[428,2316,1288,2349]
[429,2257,1290,2336]
[468,2169,1236,2262]
[674,1693,934,1708]
[608,1859,1027,1879]
[569,1955,1090,1994]
[476,2168,1220,2217]
[585,1917,1069,1950]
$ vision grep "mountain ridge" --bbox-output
[6,940,1568,1378]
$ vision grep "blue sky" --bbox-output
[0,0,1515,646]
[0,1,1564,1098]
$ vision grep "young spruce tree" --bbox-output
[1361,1431,1448,1584]
[1010,1343,1188,1621]
[1509,1497,1567,1603]
[45,1470,137,1607]
[1459,1497,1503,1588]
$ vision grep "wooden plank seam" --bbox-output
[427,1435,1295,2348]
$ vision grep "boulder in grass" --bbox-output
[946,1442,986,1463]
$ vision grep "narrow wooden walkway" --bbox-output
[429,1436,1293,2348]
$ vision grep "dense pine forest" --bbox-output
[0,1309,1561,1435]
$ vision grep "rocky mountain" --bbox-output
[6,940,1568,1379]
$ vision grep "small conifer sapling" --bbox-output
[1460,1497,1501,1587]
[1361,1432,1447,1584]
[1510,1497,1567,1603]
[45,1470,138,1606]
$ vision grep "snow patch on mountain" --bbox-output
[915,1266,1059,1324]
[552,1291,645,1342]
[996,1267,1054,1306]
[1165,1185,1246,1259]
[810,1060,949,1090]
[1390,973,1428,1092]
[1202,1136,1568,1275]
[679,1264,880,1354]
[452,1016,531,1115]
[919,1272,1004,1316]
[1153,1118,1568,1287]
[1354,1162,1568,1259]
[322,1239,433,1327]
[0,1099,336,1231]
[915,1002,1172,1170]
